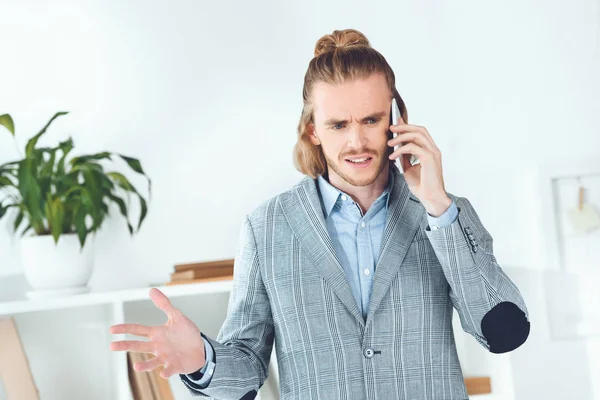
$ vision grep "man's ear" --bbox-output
[307,123,321,146]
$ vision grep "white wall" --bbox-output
[1,0,599,398]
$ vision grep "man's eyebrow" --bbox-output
[324,111,387,126]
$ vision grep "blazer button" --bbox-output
[364,348,374,358]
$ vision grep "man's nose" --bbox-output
[346,125,368,148]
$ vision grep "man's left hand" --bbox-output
[388,118,452,217]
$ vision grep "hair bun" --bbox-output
[313,29,371,57]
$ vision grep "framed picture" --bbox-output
[537,157,600,339]
[537,158,600,272]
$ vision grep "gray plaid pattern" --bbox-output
[181,166,528,399]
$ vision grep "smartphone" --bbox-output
[391,98,420,172]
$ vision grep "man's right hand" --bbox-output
[109,287,206,379]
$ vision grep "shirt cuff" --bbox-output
[427,199,458,230]
[186,336,216,387]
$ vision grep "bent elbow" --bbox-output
[481,301,530,354]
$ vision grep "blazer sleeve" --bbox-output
[424,195,530,353]
[179,215,275,398]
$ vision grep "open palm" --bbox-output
[110,288,206,378]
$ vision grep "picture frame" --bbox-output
[536,157,600,339]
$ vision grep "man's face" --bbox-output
[309,73,392,187]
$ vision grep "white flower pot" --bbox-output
[19,233,95,296]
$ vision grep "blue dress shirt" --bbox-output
[316,170,458,318]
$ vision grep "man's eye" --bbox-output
[366,118,379,125]
[332,124,344,130]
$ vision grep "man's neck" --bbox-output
[327,167,390,214]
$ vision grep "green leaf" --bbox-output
[0,202,16,219]
[21,223,32,237]
[74,206,88,247]
[40,147,58,177]
[137,195,148,231]
[107,193,133,234]
[81,169,102,230]
[106,171,148,232]
[56,138,74,176]
[118,155,144,174]
[107,172,134,191]
[70,152,112,166]
[0,114,15,136]
[13,210,24,233]
[0,176,13,187]
[119,154,152,199]
[25,111,68,157]
[48,197,65,243]
[0,161,19,172]
[17,157,43,230]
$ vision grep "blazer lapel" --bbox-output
[365,167,426,328]
[280,176,366,327]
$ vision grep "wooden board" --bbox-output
[464,376,491,395]
[174,259,234,273]
[0,318,40,400]
[127,352,155,400]
[165,274,234,286]
[170,265,233,281]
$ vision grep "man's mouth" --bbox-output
[344,155,374,168]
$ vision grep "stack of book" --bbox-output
[166,258,234,286]
[127,352,174,400]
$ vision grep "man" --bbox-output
[110,29,530,399]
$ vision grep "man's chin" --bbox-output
[335,161,383,187]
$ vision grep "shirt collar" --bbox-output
[317,167,395,218]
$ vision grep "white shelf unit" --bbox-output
[0,281,279,400]
[0,279,494,400]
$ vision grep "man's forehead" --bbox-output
[313,94,390,120]
[312,76,391,119]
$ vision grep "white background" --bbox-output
[1,0,600,399]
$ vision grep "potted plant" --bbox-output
[0,112,151,297]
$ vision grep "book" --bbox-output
[166,274,234,286]
[141,353,161,399]
[127,352,143,399]
[127,352,154,400]
[170,265,233,281]
[128,352,176,400]
[151,365,175,400]
[173,258,234,273]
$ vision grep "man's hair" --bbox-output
[292,28,408,178]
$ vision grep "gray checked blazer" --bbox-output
[180,166,530,400]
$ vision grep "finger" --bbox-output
[388,132,434,154]
[390,125,437,151]
[134,355,163,372]
[400,151,412,172]
[160,363,176,379]
[110,323,152,337]
[414,124,436,148]
[394,115,406,125]
[149,288,178,316]
[389,143,430,162]
[110,340,154,353]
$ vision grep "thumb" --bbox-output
[149,288,177,315]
